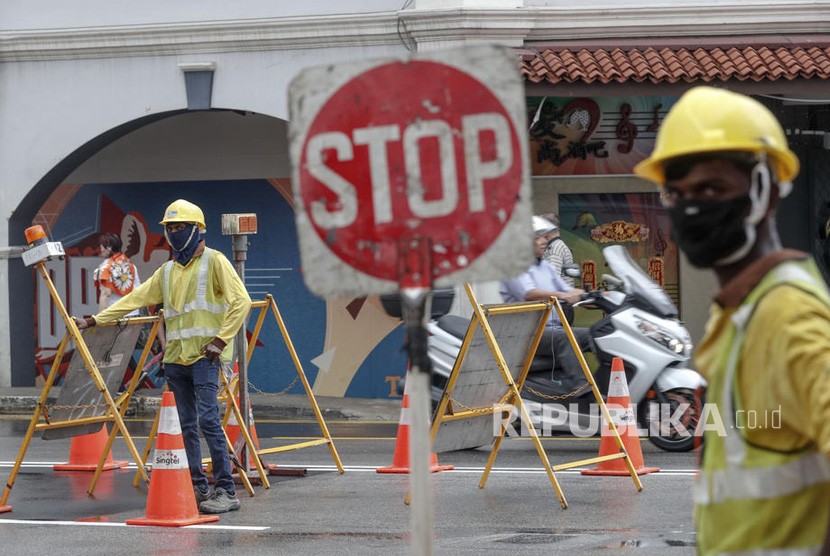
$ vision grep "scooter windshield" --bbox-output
[603,245,678,318]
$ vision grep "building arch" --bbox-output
[10,108,293,385]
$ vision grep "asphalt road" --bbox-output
[0,416,698,555]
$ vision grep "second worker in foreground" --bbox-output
[75,199,251,514]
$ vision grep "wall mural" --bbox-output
[33,179,407,399]
[558,191,680,324]
[527,96,678,176]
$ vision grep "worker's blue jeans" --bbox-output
[164,358,235,495]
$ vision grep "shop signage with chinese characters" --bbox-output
[528,96,678,176]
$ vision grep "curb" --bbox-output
[0,388,401,422]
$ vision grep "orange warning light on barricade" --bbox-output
[24,225,47,247]
[21,225,65,267]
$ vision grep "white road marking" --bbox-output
[0,518,269,531]
[0,461,697,476]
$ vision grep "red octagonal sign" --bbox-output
[290,45,532,298]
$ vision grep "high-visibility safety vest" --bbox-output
[694,259,830,555]
[162,247,234,363]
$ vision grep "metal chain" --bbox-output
[246,376,299,397]
[446,395,500,414]
[39,401,113,425]
[221,361,300,397]
[46,402,113,411]
[523,381,591,401]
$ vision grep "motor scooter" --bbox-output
[425,245,705,452]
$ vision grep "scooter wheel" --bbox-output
[637,388,702,453]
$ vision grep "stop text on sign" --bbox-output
[305,113,513,228]
[297,59,523,283]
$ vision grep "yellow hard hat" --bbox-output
[160,199,206,230]
[634,86,799,186]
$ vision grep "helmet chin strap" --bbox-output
[715,160,771,266]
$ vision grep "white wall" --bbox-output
[1,1,404,30]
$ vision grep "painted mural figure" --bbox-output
[73,199,251,515]
[635,86,830,555]
[94,232,141,314]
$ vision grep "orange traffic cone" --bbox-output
[54,425,127,472]
[582,358,660,476]
[377,373,453,474]
[127,391,219,527]
[226,398,260,450]
[224,394,305,478]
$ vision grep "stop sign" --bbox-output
[290,45,532,298]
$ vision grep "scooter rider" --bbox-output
[500,216,592,393]
[635,86,830,555]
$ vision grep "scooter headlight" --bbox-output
[634,317,690,356]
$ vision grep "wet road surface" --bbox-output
[0,415,697,554]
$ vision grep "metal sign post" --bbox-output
[401,288,433,550]
[398,236,435,551]
[222,213,257,475]
[289,44,533,555]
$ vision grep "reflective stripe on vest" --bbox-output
[162,248,228,341]
[721,549,824,556]
[693,450,830,505]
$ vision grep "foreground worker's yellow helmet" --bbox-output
[160,199,206,230]
[634,86,799,186]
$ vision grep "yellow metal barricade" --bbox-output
[1,262,158,513]
[415,284,641,511]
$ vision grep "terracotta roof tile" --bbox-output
[520,45,830,84]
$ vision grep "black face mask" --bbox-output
[165,224,200,265]
[668,195,752,268]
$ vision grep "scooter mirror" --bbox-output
[602,274,624,289]
[562,264,581,278]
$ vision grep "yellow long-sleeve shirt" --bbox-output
[695,251,830,454]
[94,244,251,365]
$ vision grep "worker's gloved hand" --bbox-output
[73,316,97,330]
[201,337,226,363]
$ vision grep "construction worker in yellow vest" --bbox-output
[635,87,830,555]
[74,199,251,514]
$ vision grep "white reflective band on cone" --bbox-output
[399,405,411,426]
[399,405,431,426]
[158,406,183,436]
[607,372,630,397]
[152,449,189,469]
[227,411,238,426]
